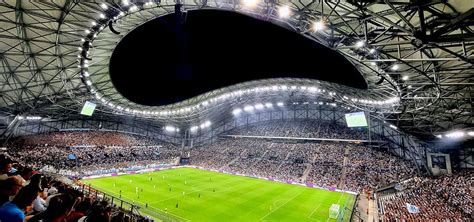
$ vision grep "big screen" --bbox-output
[80,101,96,116]
[344,111,368,127]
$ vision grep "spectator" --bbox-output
[0,176,24,205]
[0,186,39,222]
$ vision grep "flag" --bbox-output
[406,203,420,214]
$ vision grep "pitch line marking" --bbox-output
[259,190,302,221]
[89,185,190,221]
[308,203,322,218]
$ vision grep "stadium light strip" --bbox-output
[78,2,401,117]
[85,82,399,117]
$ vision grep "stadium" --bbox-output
[0,0,472,222]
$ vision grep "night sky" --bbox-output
[109,9,366,106]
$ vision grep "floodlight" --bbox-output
[313,20,326,32]
[265,103,273,108]
[123,0,130,6]
[402,75,409,81]
[255,103,264,110]
[164,126,175,132]
[242,0,258,8]
[391,64,399,71]
[355,40,365,48]
[101,3,108,9]
[445,131,465,138]
[276,102,284,107]
[99,13,105,19]
[232,108,242,115]
[91,21,97,26]
[467,131,474,136]
[369,48,376,54]
[278,5,291,18]
[436,135,442,138]
[243,105,254,112]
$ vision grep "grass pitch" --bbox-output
[83,167,355,222]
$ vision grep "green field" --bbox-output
[83,167,355,222]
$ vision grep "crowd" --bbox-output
[190,136,415,191]
[380,170,473,221]
[7,132,181,175]
[17,131,157,147]
[0,154,152,222]
[226,119,368,140]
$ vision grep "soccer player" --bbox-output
[183,191,185,195]
[153,184,156,189]
[176,203,179,208]
[129,179,132,184]
[113,182,116,187]
[198,193,201,198]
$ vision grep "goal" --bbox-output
[329,204,340,219]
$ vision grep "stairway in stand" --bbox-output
[300,163,313,182]
[337,146,350,188]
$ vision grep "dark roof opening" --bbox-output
[110,9,367,106]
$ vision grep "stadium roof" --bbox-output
[0,0,472,140]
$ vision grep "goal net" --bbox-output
[329,204,340,219]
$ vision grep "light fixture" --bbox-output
[355,40,365,48]
[164,126,176,132]
[369,49,376,54]
[232,108,242,115]
[467,131,474,136]
[313,20,326,32]
[402,75,409,81]
[99,13,105,19]
[255,103,264,110]
[101,3,108,9]
[391,64,399,71]
[91,21,97,26]
[265,103,273,108]
[122,0,130,6]
[445,131,465,138]
[276,102,284,107]
[242,0,258,8]
[436,135,442,138]
[243,105,254,112]
[278,5,291,18]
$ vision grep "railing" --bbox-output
[78,183,188,222]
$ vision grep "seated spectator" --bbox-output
[67,199,92,222]
[0,186,39,222]
[0,176,24,206]
[29,193,76,222]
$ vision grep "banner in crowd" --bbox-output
[406,203,420,214]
